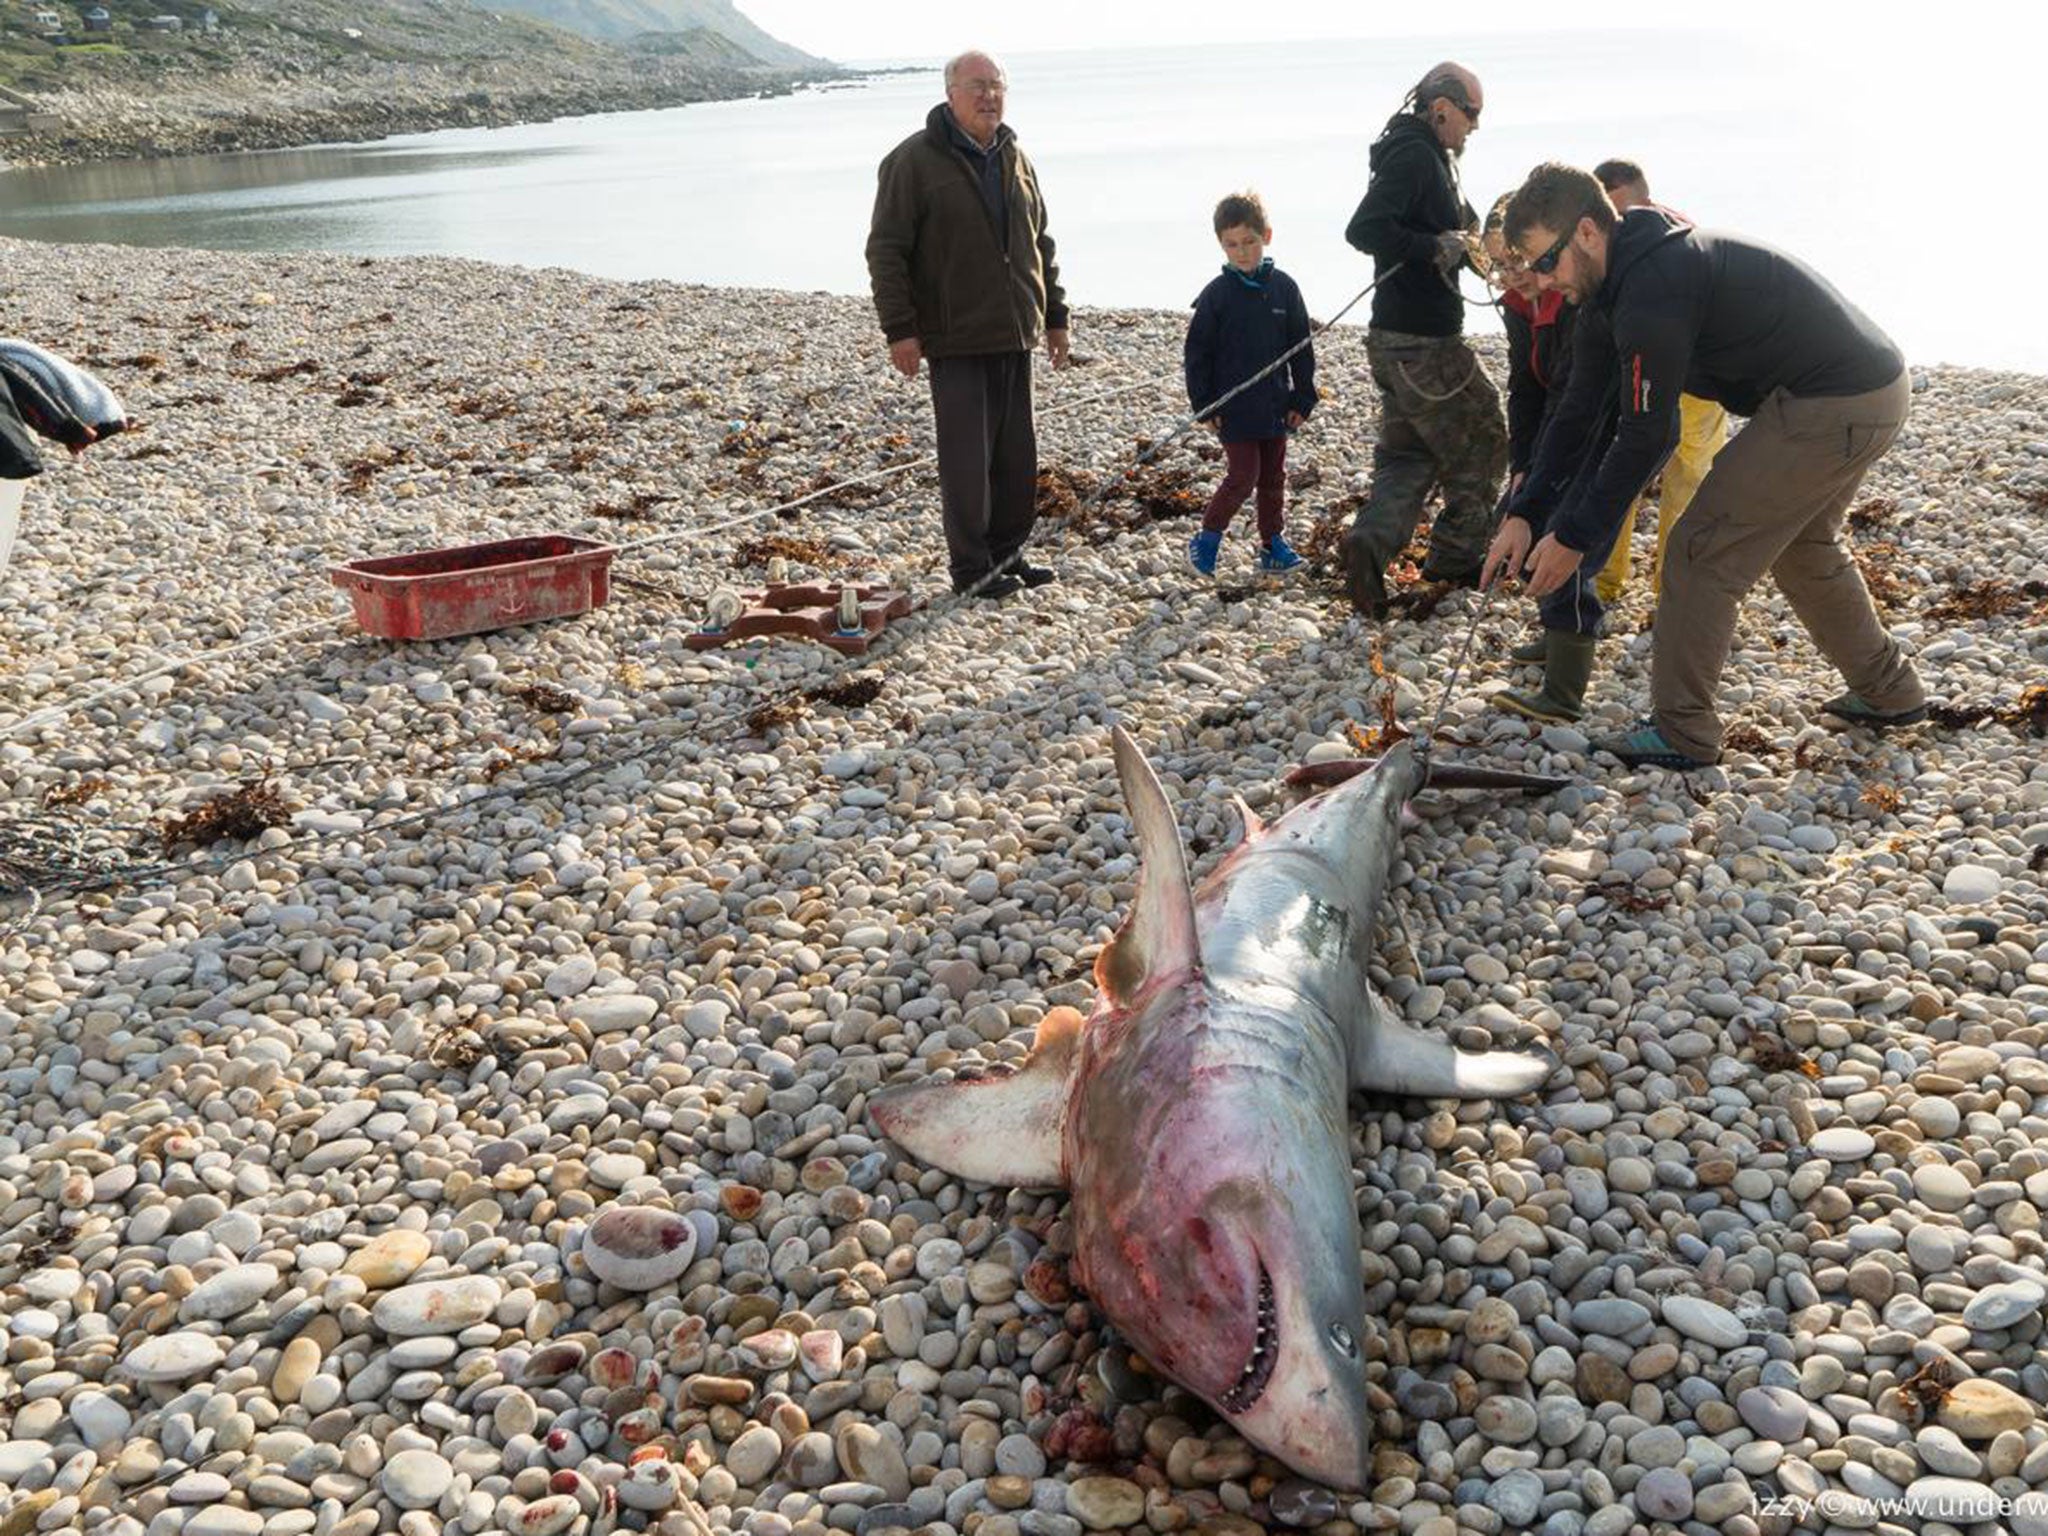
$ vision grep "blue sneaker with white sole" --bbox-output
[1259,533,1304,573]
[1188,529,1222,576]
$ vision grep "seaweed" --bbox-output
[1721,725,1774,757]
[589,491,673,522]
[1928,685,2048,735]
[252,359,320,383]
[1853,542,1912,613]
[1924,579,2031,624]
[159,779,292,852]
[510,684,578,714]
[1860,783,1905,813]
[808,675,884,708]
[41,778,111,810]
[481,742,556,782]
[1893,1358,1957,1423]
[746,699,807,734]
[1847,496,1894,530]
[1749,1033,1822,1079]
[733,534,833,570]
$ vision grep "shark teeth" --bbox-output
[1219,1263,1277,1414]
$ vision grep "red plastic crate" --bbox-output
[331,535,616,641]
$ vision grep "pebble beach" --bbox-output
[2,232,2048,1536]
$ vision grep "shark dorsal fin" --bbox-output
[1094,725,1201,1007]
[868,1006,1084,1188]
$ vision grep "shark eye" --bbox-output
[1328,1322,1357,1357]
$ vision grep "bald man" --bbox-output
[866,50,1070,601]
[1340,61,1507,619]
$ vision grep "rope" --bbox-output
[1032,266,1400,542]
[1419,577,1498,764]
[0,307,1382,916]
[1,613,347,743]
[0,359,1183,742]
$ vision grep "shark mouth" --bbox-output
[1219,1262,1277,1414]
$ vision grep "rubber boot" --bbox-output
[1493,631,1599,724]
[1510,630,1548,664]
[1342,529,1390,619]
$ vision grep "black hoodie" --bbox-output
[1344,114,1474,337]
[1518,207,1902,553]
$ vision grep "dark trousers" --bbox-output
[1346,328,1505,580]
[1536,451,1629,638]
[929,351,1037,590]
[1201,436,1287,539]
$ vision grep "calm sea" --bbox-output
[1,31,2039,371]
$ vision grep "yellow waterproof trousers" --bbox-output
[1593,393,1731,605]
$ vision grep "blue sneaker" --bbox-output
[1259,533,1304,573]
[1187,529,1221,576]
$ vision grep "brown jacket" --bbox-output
[865,104,1068,359]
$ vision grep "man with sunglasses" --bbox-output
[867,50,1071,602]
[1339,62,1506,619]
[1483,162,1925,770]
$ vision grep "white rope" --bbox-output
[2,613,346,742]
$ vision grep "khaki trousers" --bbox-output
[1652,368,1923,762]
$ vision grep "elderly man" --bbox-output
[1483,162,1926,770]
[1340,61,1506,619]
[865,49,1070,600]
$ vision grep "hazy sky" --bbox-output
[738,1,2034,63]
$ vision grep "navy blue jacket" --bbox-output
[1184,263,1316,443]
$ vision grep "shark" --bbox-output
[870,725,1559,1489]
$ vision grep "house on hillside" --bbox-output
[32,8,68,35]
[82,7,112,31]
[139,12,182,29]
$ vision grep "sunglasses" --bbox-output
[1457,100,1481,124]
[1524,227,1573,275]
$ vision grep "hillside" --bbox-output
[0,0,834,163]
[482,0,823,62]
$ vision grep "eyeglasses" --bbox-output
[1458,100,1481,124]
[957,78,1006,97]
[1524,227,1573,275]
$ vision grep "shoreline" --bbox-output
[2,235,2047,1534]
[0,60,847,169]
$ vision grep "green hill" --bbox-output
[0,0,836,162]
[483,0,823,63]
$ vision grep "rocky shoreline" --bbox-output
[1,58,830,167]
[1,234,2047,1536]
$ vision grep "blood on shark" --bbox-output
[871,724,1558,1489]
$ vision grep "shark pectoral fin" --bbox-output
[868,1006,1084,1188]
[1348,994,1558,1100]
[1095,724,1201,1008]
[1229,792,1266,843]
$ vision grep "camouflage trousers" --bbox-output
[1345,329,1506,604]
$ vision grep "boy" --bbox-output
[1183,192,1316,576]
